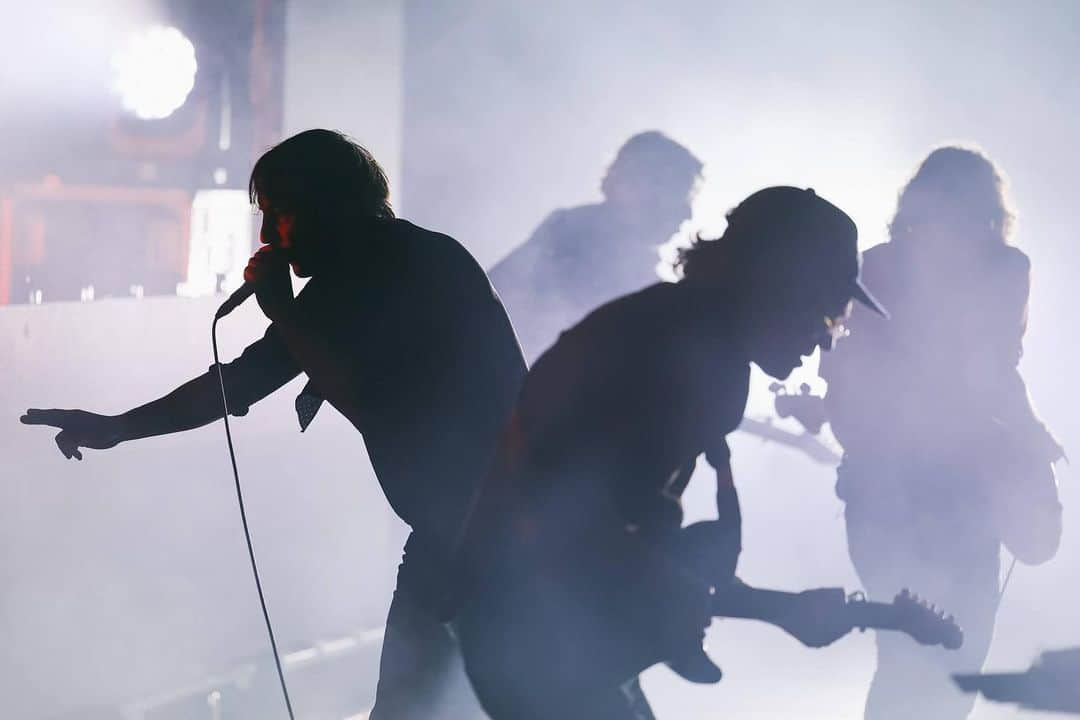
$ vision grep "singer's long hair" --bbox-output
[249,129,394,238]
[889,145,1014,249]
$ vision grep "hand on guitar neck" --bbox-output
[771,382,828,435]
[660,581,963,687]
[715,582,852,648]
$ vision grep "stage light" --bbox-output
[176,189,252,298]
[111,25,198,120]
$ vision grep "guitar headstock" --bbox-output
[770,382,828,435]
[890,588,964,650]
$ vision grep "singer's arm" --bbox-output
[21,326,301,459]
[244,246,365,414]
[119,325,301,439]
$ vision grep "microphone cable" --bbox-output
[212,315,296,720]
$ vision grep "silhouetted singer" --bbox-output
[21,129,526,720]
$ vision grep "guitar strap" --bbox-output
[999,553,1018,600]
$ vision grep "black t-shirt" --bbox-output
[217,218,527,544]
[499,282,749,540]
[489,203,667,362]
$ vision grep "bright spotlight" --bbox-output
[111,25,198,120]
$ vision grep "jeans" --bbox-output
[370,532,488,720]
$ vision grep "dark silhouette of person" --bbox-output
[453,187,886,719]
[488,130,702,718]
[489,130,703,362]
[818,146,1064,720]
[20,129,526,720]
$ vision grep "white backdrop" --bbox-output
[0,297,398,718]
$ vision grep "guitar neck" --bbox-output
[736,417,841,467]
[711,585,807,622]
[843,598,903,632]
[711,586,898,631]
[710,584,961,650]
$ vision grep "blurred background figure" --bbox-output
[489,130,702,361]
[955,646,1080,715]
[817,147,1065,720]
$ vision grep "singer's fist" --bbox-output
[244,246,293,321]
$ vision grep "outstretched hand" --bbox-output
[20,409,124,460]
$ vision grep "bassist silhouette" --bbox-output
[816,147,1064,720]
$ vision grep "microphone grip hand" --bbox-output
[241,246,294,321]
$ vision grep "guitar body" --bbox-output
[459,520,731,718]
[458,556,680,718]
[458,508,962,719]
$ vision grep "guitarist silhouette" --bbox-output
[451,187,895,719]
[817,147,1064,720]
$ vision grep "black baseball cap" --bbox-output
[726,186,887,318]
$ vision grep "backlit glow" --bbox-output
[111,25,197,120]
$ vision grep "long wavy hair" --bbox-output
[889,146,1014,248]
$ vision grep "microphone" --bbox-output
[215,282,255,319]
